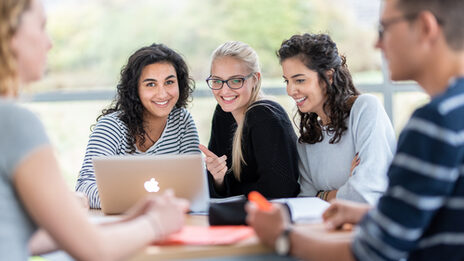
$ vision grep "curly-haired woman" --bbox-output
[76,44,200,208]
[278,34,396,204]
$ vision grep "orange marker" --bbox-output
[248,191,272,211]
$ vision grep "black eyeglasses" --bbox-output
[378,13,419,40]
[378,13,444,40]
[206,73,254,90]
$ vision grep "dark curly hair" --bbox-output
[97,43,195,152]
[277,33,360,144]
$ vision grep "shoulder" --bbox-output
[246,99,288,122]
[97,111,123,125]
[0,100,45,135]
[0,100,39,122]
[0,100,49,178]
[430,81,464,120]
[411,89,464,132]
[349,94,388,125]
[248,99,286,114]
[296,139,309,153]
[94,111,128,134]
[351,94,382,113]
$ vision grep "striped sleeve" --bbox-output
[352,99,464,261]
[178,109,200,154]
[75,115,126,208]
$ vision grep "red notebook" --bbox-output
[156,225,255,246]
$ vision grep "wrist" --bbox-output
[326,190,336,201]
[143,212,165,242]
[213,177,225,188]
[275,226,292,256]
[316,190,329,201]
[214,177,224,185]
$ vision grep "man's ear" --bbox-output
[417,11,442,46]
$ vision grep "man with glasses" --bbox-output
[246,0,464,260]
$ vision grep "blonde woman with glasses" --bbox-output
[0,0,187,260]
[199,41,300,198]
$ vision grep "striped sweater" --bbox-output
[75,107,200,208]
[352,77,464,261]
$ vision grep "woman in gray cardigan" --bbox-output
[278,33,396,204]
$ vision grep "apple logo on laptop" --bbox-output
[144,178,160,193]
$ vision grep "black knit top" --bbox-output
[207,100,300,198]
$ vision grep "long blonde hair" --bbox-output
[210,41,263,181]
[0,0,31,96]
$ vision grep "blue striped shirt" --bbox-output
[352,78,464,261]
[75,107,200,208]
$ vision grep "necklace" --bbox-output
[145,132,156,144]
[143,119,167,147]
[137,132,156,152]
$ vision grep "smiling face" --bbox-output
[210,56,257,119]
[138,62,179,121]
[10,0,52,85]
[282,57,327,117]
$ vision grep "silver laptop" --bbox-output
[93,154,209,215]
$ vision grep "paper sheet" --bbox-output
[157,225,255,245]
[272,197,330,224]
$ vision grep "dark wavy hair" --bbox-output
[97,43,195,152]
[277,33,360,144]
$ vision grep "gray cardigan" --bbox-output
[297,94,396,204]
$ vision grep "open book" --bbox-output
[207,195,329,224]
[271,197,330,224]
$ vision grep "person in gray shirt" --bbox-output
[278,33,396,204]
[0,0,187,260]
[0,100,50,261]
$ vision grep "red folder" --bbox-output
[156,225,255,245]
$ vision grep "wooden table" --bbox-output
[88,210,352,261]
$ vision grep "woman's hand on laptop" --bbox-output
[199,144,228,187]
[124,190,189,242]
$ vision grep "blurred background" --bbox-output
[23,0,428,188]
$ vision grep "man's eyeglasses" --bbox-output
[206,73,254,90]
[378,13,444,40]
[378,13,419,40]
